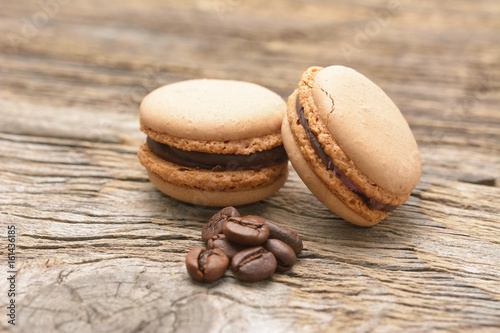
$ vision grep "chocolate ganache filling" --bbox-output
[295,97,397,212]
[147,137,287,171]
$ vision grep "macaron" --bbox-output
[138,79,288,207]
[282,66,421,226]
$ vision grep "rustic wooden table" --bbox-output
[1,0,499,332]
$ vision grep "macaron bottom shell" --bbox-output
[139,144,288,207]
[147,170,288,207]
[281,116,377,227]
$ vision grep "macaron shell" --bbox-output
[147,169,288,207]
[140,79,286,142]
[281,117,378,226]
[312,66,421,195]
[138,143,287,191]
[138,144,288,206]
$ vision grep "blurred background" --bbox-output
[1,0,499,181]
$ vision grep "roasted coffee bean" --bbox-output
[264,220,303,255]
[231,246,277,282]
[207,234,243,259]
[263,239,296,273]
[223,215,270,246]
[202,206,240,242]
[185,247,229,283]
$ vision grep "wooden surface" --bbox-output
[1,0,499,332]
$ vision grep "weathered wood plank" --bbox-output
[1,0,499,332]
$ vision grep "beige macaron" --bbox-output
[138,79,288,206]
[282,66,421,226]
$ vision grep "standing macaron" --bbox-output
[282,66,421,226]
[138,79,288,206]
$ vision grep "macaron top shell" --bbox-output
[311,66,421,195]
[140,79,286,142]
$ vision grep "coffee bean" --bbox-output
[202,206,240,242]
[207,234,243,259]
[223,215,270,246]
[187,208,303,284]
[263,239,296,273]
[264,220,303,255]
[185,246,229,283]
[231,246,277,282]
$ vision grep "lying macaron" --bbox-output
[282,66,421,226]
[138,79,288,206]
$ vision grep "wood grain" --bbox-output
[0,0,499,332]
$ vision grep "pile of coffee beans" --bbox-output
[185,206,303,283]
